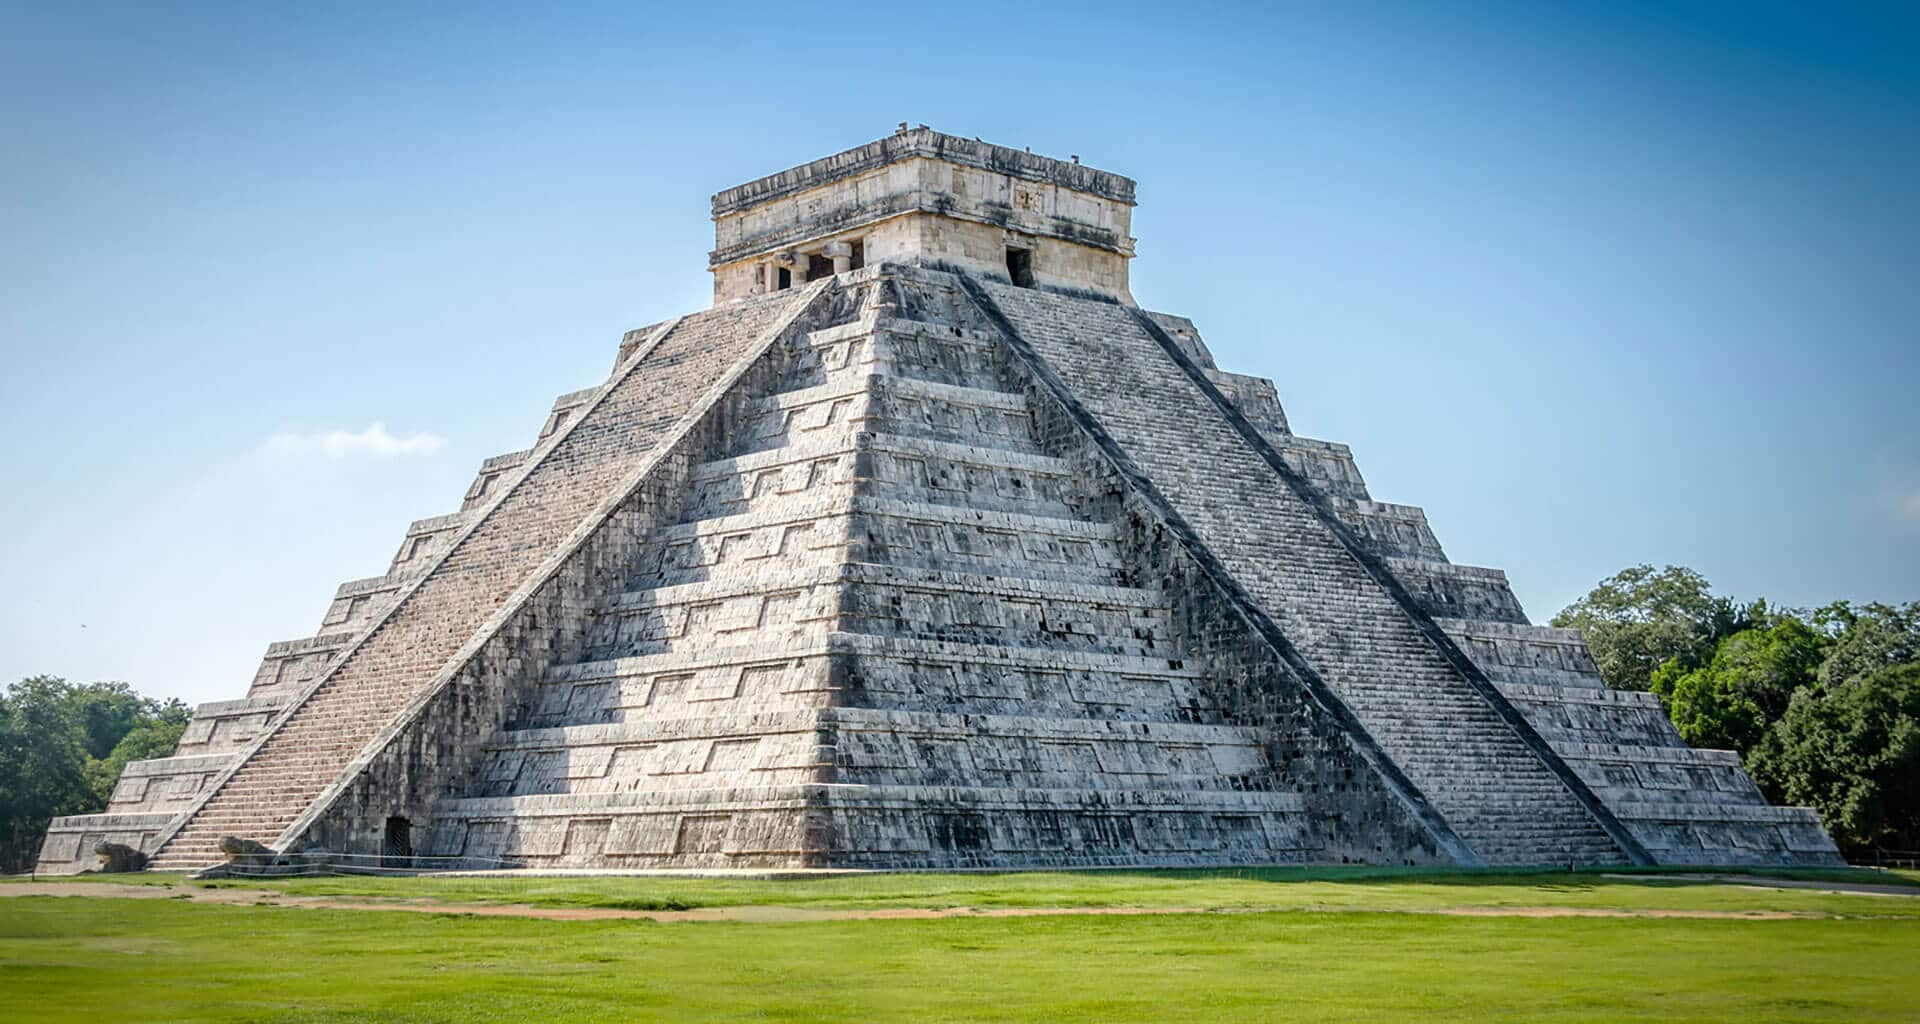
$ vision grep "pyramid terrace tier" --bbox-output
[1603,801,1841,865]
[630,495,1125,589]
[424,786,1330,870]
[1267,435,1371,501]
[317,574,409,635]
[172,695,292,756]
[789,317,1014,393]
[1386,558,1529,625]
[244,632,356,700]
[1437,620,1610,690]
[589,563,1176,660]
[1204,369,1290,434]
[1492,679,1844,864]
[468,709,1275,798]
[1495,682,1691,745]
[523,635,1221,729]
[101,753,238,815]
[1550,743,1766,806]
[33,812,178,875]
[1323,498,1449,562]
[684,433,1089,521]
[732,374,1042,457]
[460,448,533,512]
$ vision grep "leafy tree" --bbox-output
[0,677,98,873]
[85,705,190,806]
[67,681,156,760]
[1649,616,1829,753]
[1814,601,1920,688]
[1750,662,1920,857]
[1550,565,1760,691]
[0,677,188,874]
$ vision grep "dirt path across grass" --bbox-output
[0,882,1820,922]
[1599,872,1920,898]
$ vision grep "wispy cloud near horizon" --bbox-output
[260,422,446,459]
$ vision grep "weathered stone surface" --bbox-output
[218,836,277,865]
[92,842,148,873]
[38,128,1840,875]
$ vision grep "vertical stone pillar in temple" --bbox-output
[824,240,854,275]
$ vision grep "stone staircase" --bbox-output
[1165,297,1838,865]
[976,277,1630,866]
[421,268,1318,869]
[147,291,806,870]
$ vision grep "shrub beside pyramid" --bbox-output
[38,128,1841,873]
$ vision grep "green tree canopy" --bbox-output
[1749,662,1920,856]
[1557,568,1919,861]
[1549,565,1759,691]
[1649,616,1829,752]
[0,676,188,874]
[1814,601,1920,688]
[84,708,191,808]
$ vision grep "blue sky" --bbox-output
[3,2,1915,705]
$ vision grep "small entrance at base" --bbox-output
[1005,246,1034,288]
[382,816,412,868]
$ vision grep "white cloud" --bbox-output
[1896,490,1920,524]
[261,422,446,459]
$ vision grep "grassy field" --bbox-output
[5,868,1918,1022]
[15,863,1920,915]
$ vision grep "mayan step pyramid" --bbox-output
[40,128,1841,873]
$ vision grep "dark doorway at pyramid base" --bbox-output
[382,816,412,869]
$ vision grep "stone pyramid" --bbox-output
[40,128,1841,873]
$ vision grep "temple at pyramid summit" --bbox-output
[39,127,1842,873]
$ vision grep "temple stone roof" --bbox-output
[711,126,1135,216]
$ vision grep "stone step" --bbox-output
[521,633,1216,729]
[426,783,1312,870]
[735,374,1040,455]
[792,317,1007,391]
[592,562,1173,660]
[635,494,1124,589]
[469,706,1274,799]
[683,431,1083,522]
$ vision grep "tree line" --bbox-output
[0,677,188,874]
[1552,565,1919,859]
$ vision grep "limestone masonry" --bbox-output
[39,127,1841,873]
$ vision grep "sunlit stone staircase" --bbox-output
[147,292,808,870]
[422,269,1311,868]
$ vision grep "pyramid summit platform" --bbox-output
[39,127,1841,874]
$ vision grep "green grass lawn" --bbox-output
[5,868,1918,1022]
[20,863,1920,917]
